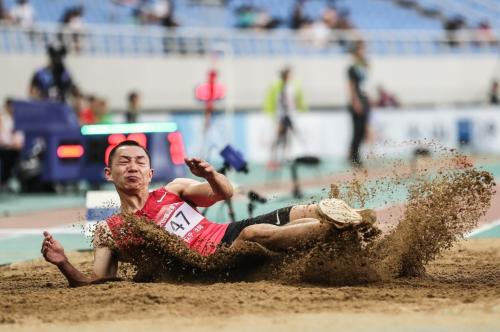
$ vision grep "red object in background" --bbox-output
[104,133,148,166]
[57,144,85,159]
[195,69,226,113]
[79,107,96,125]
[167,132,186,165]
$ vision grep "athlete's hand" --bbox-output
[41,231,68,266]
[184,157,217,180]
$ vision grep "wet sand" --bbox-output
[0,238,499,331]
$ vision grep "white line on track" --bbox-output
[465,219,500,238]
[0,227,86,237]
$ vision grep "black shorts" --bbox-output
[220,206,293,246]
[279,115,293,131]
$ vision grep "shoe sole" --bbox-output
[318,198,362,229]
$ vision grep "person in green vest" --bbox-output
[264,66,308,169]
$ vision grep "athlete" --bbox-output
[41,140,375,287]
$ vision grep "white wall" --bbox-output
[137,107,500,163]
[0,54,498,110]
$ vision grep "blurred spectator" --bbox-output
[375,85,400,108]
[9,0,34,28]
[444,15,466,47]
[489,80,499,105]
[130,0,179,27]
[235,5,280,30]
[296,6,354,49]
[72,92,86,121]
[79,96,113,124]
[347,41,370,167]
[126,91,141,123]
[264,66,307,169]
[334,7,355,47]
[0,98,24,191]
[155,0,178,28]
[60,6,86,53]
[94,98,113,124]
[29,45,79,102]
[475,20,496,46]
[290,0,309,30]
[335,8,354,30]
[79,95,97,125]
[298,7,338,48]
[0,0,8,22]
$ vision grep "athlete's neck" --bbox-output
[117,187,150,213]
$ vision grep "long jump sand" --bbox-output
[0,239,498,331]
[1,154,499,331]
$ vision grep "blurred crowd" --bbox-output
[444,16,497,47]
[26,43,142,126]
[0,0,179,28]
[234,0,356,48]
[0,0,497,53]
[0,0,180,54]
[0,0,499,189]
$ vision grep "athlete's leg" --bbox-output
[287,217,319,226]
[289,203,322,221]
[231,218,332,252]
[269,121,287,167]
[221,199,377,249]
[289,201,377,228]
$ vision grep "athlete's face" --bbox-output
[104,145,153,192]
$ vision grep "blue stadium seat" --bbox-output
[1,0,497,56]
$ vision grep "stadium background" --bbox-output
[0,0,499,331]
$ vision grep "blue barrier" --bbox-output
[12,100,186,185]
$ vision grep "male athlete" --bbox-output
[41,140,375,287]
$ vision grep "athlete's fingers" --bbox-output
[184,158,197,166]
[197,161,209,169]
[185,157,202,163]
[44,232,54,242]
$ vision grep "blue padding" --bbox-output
[13,100,80,131]
[86,208,120,222]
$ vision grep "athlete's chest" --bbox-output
[140,191,205,239]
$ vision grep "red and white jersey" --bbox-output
[106,188,229,256]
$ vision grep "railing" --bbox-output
[0,23,498,56]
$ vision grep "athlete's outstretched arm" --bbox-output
[168,158,233,207]
[41,230,118,287]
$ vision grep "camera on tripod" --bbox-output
[204,145,268,221]
[218,145,248,174]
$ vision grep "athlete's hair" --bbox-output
[107,140,151,167]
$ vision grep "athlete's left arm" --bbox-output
[167,158,234,207]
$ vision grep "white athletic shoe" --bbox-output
[318,198,376,229]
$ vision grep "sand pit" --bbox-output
[1,153,499,331]
[0,239,499,331]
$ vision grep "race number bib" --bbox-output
[162,203,204,238]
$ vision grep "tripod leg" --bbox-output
[225,198,236,222]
